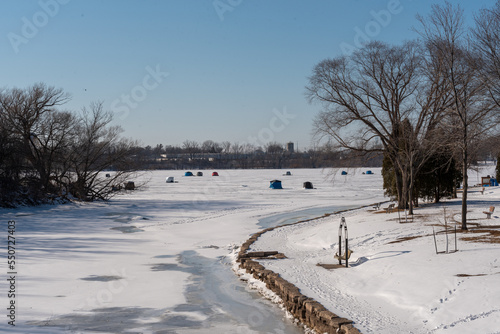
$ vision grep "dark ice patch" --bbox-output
[80,275,123,282]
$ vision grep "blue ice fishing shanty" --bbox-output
[341,171,347,175]
[184,171,194,176]
[269,180,283,189]
[366,170,373,175]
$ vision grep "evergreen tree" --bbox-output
[382,153,397,200]
[383,150,461,204]
[416,153,461,203]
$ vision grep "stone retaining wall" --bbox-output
[236,210,371,334]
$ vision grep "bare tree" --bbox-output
[307,40,452,213]
[265,142,285,169]
[231,142,243,156]
[153,143,164,155]
[416,2,498,229]
[0,83,70,192]
[68,102,140,201]
[0,111,24,205]
[33,110,77,193]
[473,0,500,109]
[182,140,199,160]
[221,141,231,154]
[0,84,142,205]
[201,140,222,153]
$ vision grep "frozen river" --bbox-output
[0,168,385,333]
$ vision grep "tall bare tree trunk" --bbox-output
[461,141,468,230]
[395,169,404,208]
[408,167,415,215]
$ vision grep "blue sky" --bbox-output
[1,0,497,149]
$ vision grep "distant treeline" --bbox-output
[131,140,384,170]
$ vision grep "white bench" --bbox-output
[483,206,495,219]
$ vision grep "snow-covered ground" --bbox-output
[0,166,498,333]
[249,165,500,334]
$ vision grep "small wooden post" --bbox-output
[433,227,438,254]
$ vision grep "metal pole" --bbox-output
[433,227,438,254]
[345,230,349,268]
[445,220,449,253]
[338,233,342,265]
[338,219,343,265]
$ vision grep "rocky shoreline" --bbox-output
[235,208,371,334]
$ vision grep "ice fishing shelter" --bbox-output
[269,180,282,189]
[341,171,347,175]
[184,171,194,176]
[366,170,373,175]
[303,181,313,189]
[166,176,174,183]
[212,171,219,176]
[124,181,135,190]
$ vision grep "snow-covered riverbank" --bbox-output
[248,165,500,333]
[0,168,384,333]
[1,166,498,333]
